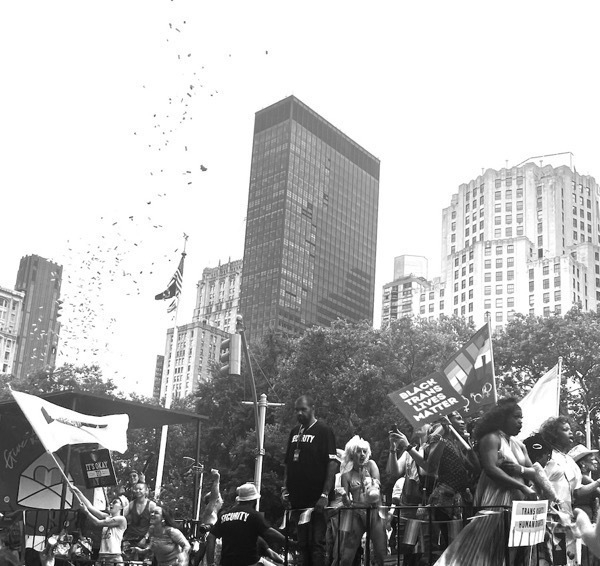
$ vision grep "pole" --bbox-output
[155,235,188,499]
[195,467,204,522]
[193,419,202,520]
[237,318,260,445]
[557,357,562,415]
[237,317,283,511]
[586,411,592,450]
[254,394,267,508]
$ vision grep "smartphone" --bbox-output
[389,423,400,435]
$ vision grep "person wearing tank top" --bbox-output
[71,486,127,565]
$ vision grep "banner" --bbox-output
[80,449,117,489]
[518,363,560,440]
[442,324,497,415]
[11,390,129,454]
[388,372,468,428]
[508,500,548,546]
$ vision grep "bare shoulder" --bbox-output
[478,431,502,450]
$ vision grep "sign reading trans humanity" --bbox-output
[388,372,468,428]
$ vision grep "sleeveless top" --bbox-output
[100,520,126,556]
[436,438,472,493]
[125,500,151,541]
[474,432,528,507]
[149,526,188,566]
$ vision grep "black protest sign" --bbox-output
[388,371,468,428]
[79,449,117,488]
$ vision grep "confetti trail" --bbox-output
[49,7,232,386]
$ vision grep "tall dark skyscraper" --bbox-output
[240,96,380,341]
[14,254,62,379]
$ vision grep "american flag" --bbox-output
[155,253,185,313]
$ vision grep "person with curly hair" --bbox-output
[434,398,537,566]
[335,435,386,566]
[540,417,600,565]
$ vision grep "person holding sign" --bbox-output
[434,398,537,566]
[71,486,127,566]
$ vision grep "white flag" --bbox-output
[518,364,560,440]
[11,390,129,453]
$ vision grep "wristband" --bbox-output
[320,493,328,499]
[520,466,525,476]
[405,444,416,452]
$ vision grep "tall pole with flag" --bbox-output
[154,234,188,499]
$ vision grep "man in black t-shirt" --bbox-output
[206,482,284,566]
[283,395,337,566]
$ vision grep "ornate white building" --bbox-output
[383,163,600,329]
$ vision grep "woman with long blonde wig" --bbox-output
[334,435,386,566]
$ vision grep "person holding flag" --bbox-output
[71,486,127,566]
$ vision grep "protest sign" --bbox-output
[387,371,468,428]
[508,500,548,547]
[79,449,117,489]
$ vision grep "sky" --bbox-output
[2,1,600,396]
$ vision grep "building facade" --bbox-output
[159,320,229,401]
[192,259,242,334]
[14,255,62,379]
[240,95,380,342]
[381,256,448,326]
[382,163,600,329]
[0,287,24,375]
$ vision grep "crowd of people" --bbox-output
[19,394,600,566]
[280,395,600,566]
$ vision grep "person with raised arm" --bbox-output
[71,486,127,566]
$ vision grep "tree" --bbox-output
[0,363,120,401]
[494,308,600,440]
[193,316,480,518]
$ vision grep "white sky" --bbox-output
[2,1,600,396]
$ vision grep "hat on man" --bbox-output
[568,444,599,463]
[236,482,261,502]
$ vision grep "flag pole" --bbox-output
[557,356,562,417]
[486,319,498,404]
[154,234,188,500]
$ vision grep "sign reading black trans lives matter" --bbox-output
[388,371,468,428]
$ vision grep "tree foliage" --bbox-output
[0,363,120,401]
[7,310,600,521]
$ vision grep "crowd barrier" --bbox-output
[6,506,596,566]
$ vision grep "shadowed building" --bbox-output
[0,286,24,375]
[241,95,380,342]
[13,254,62,379]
